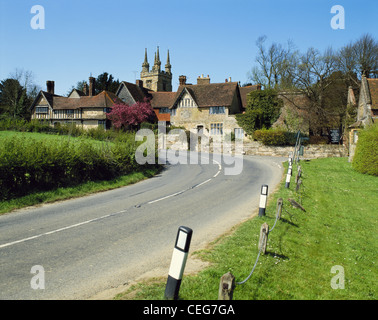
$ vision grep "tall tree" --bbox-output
[95,72,120,94]
[0,69,39,120]
[236,89,282,136]
[285,47,339,135]
[337,33,378,85]
[249,36,297,89]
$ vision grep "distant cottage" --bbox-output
[347,75,378,161]
[115,48,260,138]
[30,77,122,130]
[31,47,260,136]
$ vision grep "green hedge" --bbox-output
[0,135,149,200]
[352,123,378,176]
[253,129,301,146]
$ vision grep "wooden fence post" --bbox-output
[218,272,235,300]
[259,223,269,255]
[277,198,283,220]
[296,178,302,192]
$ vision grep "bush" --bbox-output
[352,123,378,176]
[0,133,154,200]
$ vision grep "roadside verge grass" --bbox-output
[115,157,377,300]
[0,167,161,215]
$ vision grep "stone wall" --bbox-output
[242,141,348,158]
[162,134,348,159]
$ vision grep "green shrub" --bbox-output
[254,129,289,146]
[0,133,153,200]
[352,123,378,176]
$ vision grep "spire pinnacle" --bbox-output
[165,49,172,74]
[142,48,149,72]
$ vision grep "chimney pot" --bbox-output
[89,77,95,96]
[179,75,187,86]
[136,79,144,88]
[46,81,55,94]
[83,83,88,96]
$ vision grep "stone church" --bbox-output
[140,47,172,92]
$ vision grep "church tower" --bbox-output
[140,47,172,92]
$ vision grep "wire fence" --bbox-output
[224,138,306,297]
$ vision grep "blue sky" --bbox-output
[0,0,377,95]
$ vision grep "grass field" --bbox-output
[115,157,377,300]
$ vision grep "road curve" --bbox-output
[0,151,284,299]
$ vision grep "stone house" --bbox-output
[30,77,122,130]
[168,75,247,139]
[347,75,378,161]
[114,48,260,137]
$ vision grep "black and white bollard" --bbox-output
[164,226,193,300]
[285,167,292,188]
[288,158,293,176]
[258,184,268,217]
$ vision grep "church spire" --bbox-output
[142,48,149,73]
[165,49,171,74]
[153,46,161,72]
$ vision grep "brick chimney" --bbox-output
[83,82,88,96]
[89,77,95,96]
[197,74,210,85]
[46,81,55,94]
[136,80,144,88]
[179,75,187,86]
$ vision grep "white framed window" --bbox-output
[234,128,244,140]
[210,123,223,135]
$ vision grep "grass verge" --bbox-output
[0,167,161,215]
[114,157,377,300]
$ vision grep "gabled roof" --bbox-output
[116,81,152,103]
[239,85,260,108]
[68,88,86,98]
[53,91,122,110]
[367,78,378,111]
[31,90,122,111]
[170,82,239,109]
[30,91,62,111]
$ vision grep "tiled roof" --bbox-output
[150,92,176,108]
[367,79,378,110]
[172,82,239,108]
[120,81,153,102]
[52,91,121,110]
[239,85,260,108]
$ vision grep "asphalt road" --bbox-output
[0,151,285,299]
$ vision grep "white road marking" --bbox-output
[0,155,223,250]
[0,211,126,249]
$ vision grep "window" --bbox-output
[98,120,106,129]
[159,108,170,114]
[209,106,225,114]
[66,109,74,115]
[170,108,176,116]
[234,128,244,140]
[103,107,112,113]
[210,123,223,135]
[36,107,49,114]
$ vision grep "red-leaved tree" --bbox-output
[107,99,156,130]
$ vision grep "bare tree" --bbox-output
[285,47,340,135]
[249,36,297,89]
[337,33,378,85]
